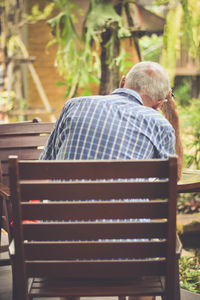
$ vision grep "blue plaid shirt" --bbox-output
[40,88,176,160]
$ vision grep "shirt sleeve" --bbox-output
[39,101,71,160]
[156,126,176,159]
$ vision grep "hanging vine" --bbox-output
[162,0,200,82]
[46,0,131,97]
[162,0,182,81]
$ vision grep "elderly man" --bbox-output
[41,62,183,300]
[41,61,183,179]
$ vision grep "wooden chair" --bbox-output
[9,156,180,300]
[0,120,54,186]
[0,120,54,266]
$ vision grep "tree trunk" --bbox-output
[99,27,120,95]
[99,3,122,95]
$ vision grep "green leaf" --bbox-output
[56,81,65,86]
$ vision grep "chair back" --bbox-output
[9,156,178,299]
[0,121,54,186]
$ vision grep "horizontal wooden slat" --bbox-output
[24,240,167,260]
[0,122,53,186]
[0,135,49,148]
[21,201,168,220]
[0,148,43,161]
[2,152,41,174]
[23,221,167,240]
[1,147,42,185]
[0,122,54,135]
[0,258,10,266]
[26,259,166,278]
[20,181,169,200]
[18,159,169,180]
[29,276,164,297]
[32,276,162,288]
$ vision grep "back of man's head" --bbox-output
[124,61,170,104]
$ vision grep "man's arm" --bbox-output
[40,101,71,160]
[161,92,183,181]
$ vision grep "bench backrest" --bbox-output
[0,121,54,186]
[9,156,178,299]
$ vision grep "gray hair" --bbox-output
[124,61,170,103]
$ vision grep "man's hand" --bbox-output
[160,91,178,124]
[161,91,183,181]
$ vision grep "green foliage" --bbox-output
[117,48,132,75]
[0,90,14,112]
[154,0,169,4]
[139,34,162,62]
[85,0,130,41]
[0,0,5,8]
[174,78,191,107]
[24,3,55,22]
[162,1,182,82]
[189,0,200,61]
[47,0,96,97]
[178,193,200,214]
[46,0,132,97]
[163,0,200,82]
[180,0,196,53]
[179,256,200,293]
[174,78,200,169]
[179,99,200,168]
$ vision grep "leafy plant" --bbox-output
[154,0,169,4]
[0,90,15,112]
[179,99,200,168]
[179,256,200,293]
[162,1,183,81]
[46,0,131,97]
[24,3,55,22]
[178,193,200,214]
[139,34,163,62]
[162,0,200,83]
[173,78,191,107]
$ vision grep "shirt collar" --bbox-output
[111,88,143,105]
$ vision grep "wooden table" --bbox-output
[178,168,200,193]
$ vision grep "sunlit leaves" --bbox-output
[163,0,200,82]
[179,256,200,293]
[163,1,182,82]
[47,0,131,98]
[24,3,55,22]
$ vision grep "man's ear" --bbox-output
[152,99,168,110]
[120,75,126,88]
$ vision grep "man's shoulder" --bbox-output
[64,95,107,107]
[141,107,174,130]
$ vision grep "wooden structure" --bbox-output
[0,121,54,186]
[8,156,180,299]
[0,120,54,266]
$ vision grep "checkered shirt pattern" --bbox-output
[40,88,176,161]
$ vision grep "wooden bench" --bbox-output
[0,120,54,186]
[9,156,180,300]
[0,121,54,265]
